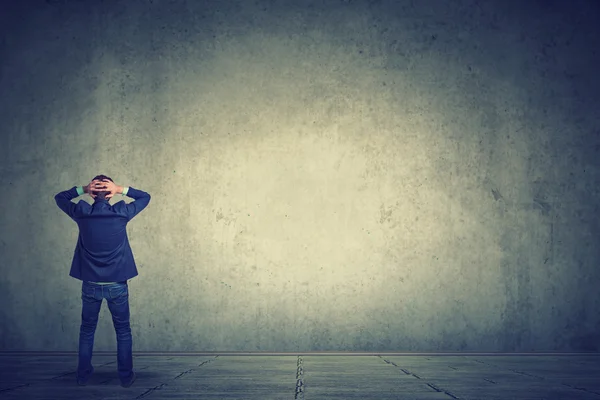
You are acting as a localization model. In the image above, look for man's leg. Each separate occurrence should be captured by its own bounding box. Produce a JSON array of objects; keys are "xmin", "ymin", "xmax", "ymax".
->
[
  {"xmin": 77, "ymin": 281, "xmax": 101, "ymax": 384},
  {"xmin": 106, "ymin": 282, "xmax": 134, "ymax": 386}
]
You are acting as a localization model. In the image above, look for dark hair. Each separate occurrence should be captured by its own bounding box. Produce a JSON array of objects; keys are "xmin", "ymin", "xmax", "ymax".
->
[{"xmin": 92, "ymin": 174, "xmax": 113, "ymax": 200}]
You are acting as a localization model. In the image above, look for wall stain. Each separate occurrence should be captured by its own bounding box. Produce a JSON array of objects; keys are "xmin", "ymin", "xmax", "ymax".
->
[
  {"xmin": 491, "ymin": 188, "xmax": 503, "ymax": 201},
  {"xmin": 533, "ymin": 198, "xmax": 551, "ymax": 216},
  {"xmin": 379, "ymin": 203, "xmax": 393, "ymax": 224}
]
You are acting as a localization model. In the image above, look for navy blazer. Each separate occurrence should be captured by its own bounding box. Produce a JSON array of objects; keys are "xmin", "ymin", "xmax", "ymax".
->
[{"xmin": 54, "ymin": 186, "xmax": 151, "ymax": 282}]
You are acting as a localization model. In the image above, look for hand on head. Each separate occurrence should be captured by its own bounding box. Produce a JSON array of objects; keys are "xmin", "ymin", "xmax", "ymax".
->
[{"xmin": 88, "ymin": 179, "xmax": 118, "ymax": 200}]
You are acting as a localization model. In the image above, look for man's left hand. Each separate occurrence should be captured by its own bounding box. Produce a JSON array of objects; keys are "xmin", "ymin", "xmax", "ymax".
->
[{"xmin": 84, "ymin": 180, "xmax": 105, "ymax": 199}]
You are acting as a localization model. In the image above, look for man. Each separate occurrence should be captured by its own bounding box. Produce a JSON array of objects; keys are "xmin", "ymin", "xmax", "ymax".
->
[{"xmin": 54, "ymin": 175, "xmax": 151, "ymax": 388}]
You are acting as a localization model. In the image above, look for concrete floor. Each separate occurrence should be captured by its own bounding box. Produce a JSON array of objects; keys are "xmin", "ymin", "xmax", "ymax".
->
[{"xmin": 0, "ymin": 353, "xmax": 599, "ymax": 399}]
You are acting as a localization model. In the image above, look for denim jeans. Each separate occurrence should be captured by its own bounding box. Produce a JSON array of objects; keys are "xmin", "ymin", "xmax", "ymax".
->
[{"xmin": 77, "ymin": 280, "xmax": 134, "ymax": 384}]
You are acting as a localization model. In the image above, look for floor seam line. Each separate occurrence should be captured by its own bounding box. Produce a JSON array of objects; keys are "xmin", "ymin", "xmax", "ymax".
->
[
  {"xmin": 295, "ymin": 355, "xmax": 304, "ymax": 399},
  {"xmin": 378, "ymin": 355, "xmax": 460, "ymax": 399},
  {"xmin": 134, "ymin": 356, "xmax": 218, "ymax": 399}
]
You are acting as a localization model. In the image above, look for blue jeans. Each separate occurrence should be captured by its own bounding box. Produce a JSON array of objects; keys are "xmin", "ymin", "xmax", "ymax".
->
[{"xmin": 77, "ymin": 281, "xmax": 134, "ymax": 384}]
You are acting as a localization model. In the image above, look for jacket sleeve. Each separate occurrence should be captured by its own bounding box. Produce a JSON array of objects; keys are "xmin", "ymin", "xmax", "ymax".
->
[
  {"xmin": 54, "ymin": 186, "xmax": 85, "ymax": 220},
  {"xmin": 122, "ymin": 186, "xmax": 151, "ymax": 220}
]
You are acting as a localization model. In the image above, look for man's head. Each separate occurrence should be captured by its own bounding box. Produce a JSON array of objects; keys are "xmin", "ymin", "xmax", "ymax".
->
[{"xmin": 92, "ymin": 174, "xmax": 113, "ymax": 201}]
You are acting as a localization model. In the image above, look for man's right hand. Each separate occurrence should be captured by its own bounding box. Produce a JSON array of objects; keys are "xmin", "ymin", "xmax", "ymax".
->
[{"xmin": 98, "ymin": 179, "xmax": 122, "ymax": 200}]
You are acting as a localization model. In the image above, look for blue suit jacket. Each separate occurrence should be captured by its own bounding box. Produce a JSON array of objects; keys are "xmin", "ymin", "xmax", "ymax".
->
[{"xmin": 54, "ymin": 186, "xmax": 151, "ymax": 282}]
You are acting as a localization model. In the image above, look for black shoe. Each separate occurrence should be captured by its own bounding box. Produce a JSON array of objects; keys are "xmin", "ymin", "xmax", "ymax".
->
[
  {"xmin": 121, "ymin": 371, "xmax": 136, "ymax": 388},
  {"xmin": 76, "ymin": 367, "xmax": 94, "ymax": 386}
]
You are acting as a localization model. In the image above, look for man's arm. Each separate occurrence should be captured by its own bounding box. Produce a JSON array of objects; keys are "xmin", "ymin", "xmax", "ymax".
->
[
  {"xmin": 54, "ymin": 186, "xmax": 86, "ymax": 219},
  {"xmin": 119, "ymin": 185, "xmax": 151, "ymax": 220}
]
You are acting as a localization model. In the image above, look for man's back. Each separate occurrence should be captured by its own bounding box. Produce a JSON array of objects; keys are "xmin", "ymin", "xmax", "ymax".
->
[{"xmin": 54, "ymin": 186, "xmax": 151, "ymax": 282}]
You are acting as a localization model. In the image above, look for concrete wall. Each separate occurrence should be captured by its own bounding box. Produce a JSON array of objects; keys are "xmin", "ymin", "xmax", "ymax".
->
[{"xmin": 1, "ymin": 0, "xmax": 599, "ymax": 352}]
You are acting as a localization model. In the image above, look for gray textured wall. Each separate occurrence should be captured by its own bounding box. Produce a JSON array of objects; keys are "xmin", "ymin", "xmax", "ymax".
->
[{"xmin": 1, "ymin": 0, "xmax": 599, "ymax": 352}]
